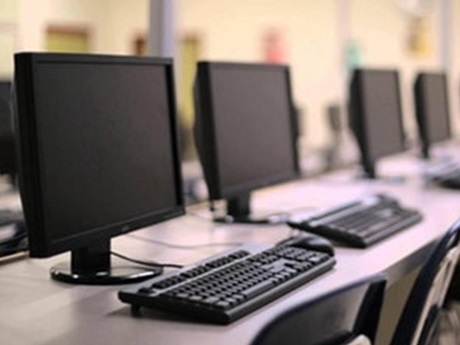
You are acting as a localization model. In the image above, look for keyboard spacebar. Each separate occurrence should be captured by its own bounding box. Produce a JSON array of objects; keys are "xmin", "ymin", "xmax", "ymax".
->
[
  {"xmin": 357, "ymin": 217, "xmax": 403, "ymax": 236},
  {"xmin": 361, "ymin": 215, "xmax": 421, "ymax": 245},
  {"xmin": 308, "ymin": 196, "xmax": 388, "ymax": 225},
  {"xmin": 241, "ymin": 280, "xmax": 277, "ymax": 299}
]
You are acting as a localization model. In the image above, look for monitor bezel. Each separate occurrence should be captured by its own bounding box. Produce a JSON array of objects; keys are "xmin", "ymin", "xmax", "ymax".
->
[
  {"xmin": 14, "ymin": 52, "xmax": 185, "ymax": 257},
  {"xmin": 194, "ymin": 61, "xmax": 300, "ymax": 201}
]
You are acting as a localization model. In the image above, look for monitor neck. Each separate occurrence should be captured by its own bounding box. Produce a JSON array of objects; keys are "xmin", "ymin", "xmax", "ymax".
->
[
  {"xmin": 212, "ymin": 192, "xmax": 288, "ymax": 225},
  {"xmin": 421, "ymin": 144, "xmax": 430, "ymax": 160},
  {"xmin": 227, "ymin": 193, "xmax": 251, "ymax": 219},
  {"xmin": 71, "ymin": 241, "xmax": 111, "ymax": 275},
  {"xmin": 362, "ymin": 157, "xmax": 377, "ymax": 179}
]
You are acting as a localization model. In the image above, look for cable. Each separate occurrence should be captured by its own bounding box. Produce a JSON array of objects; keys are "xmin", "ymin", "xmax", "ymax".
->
[
  {"xmin": 0, "ymin": 233, "xmax": 27, "ymax": 246},
  {"xmin": 110, "ymin": 251, "xmax": 183, "ymax": 269},
  {"xmin": 0, "ymin": 244, "xmax": 28, "ymax": 257},
  {"xmin": 127, "ymin": 234, "xmax": 244, "ymax": 250}
]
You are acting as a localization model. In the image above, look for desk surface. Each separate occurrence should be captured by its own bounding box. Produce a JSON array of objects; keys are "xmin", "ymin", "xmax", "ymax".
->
[{"xmin": 2, "ymin": 156, "xmax": 460, "ymax": 345}]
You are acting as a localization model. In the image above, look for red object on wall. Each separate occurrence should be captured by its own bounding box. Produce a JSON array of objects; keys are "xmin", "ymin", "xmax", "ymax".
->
[{"xmin": 264, "ymin": 29, "xmax": 286, "ymax": 64}]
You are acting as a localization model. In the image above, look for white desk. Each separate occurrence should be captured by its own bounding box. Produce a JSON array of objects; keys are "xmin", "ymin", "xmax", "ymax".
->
[{"xmin": 1, "ymin": 159, "xmax": 460, "ymax": 345}]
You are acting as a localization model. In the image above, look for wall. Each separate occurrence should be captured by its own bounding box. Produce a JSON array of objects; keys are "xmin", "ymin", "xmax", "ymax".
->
[
  {"xmin": 178, "ymin": 0, "xmax": 339, "ymax": 151},
  {"xmin": 17, "ymin": 0, "xmax": 108, "ymax": 52},
  {"xmin": 0, "ymin": 0, "xmax": 18, "ymax": 78},
  {"xmin": 350, "ymin": 0, "xmax": 441, "ymax": 142},
  {"xmin": 3, "ymin": 0, "xmax": 459, "ymax": 151},
  {"xmin": 0, "ymin": 0, "xmax": 148, "ymax": 77},
  {"xmin": 178, "ymin": 0, "xmax": 456, "ymax": 151},
  {"xmin": 101, "ymin": 0, "xmax": 149, "ymax": 54}
]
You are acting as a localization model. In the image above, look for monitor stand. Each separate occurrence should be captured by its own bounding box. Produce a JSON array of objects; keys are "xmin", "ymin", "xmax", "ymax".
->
[
  {"xmin": 50, "ymin": 240, "xmax": 162, "ymax": 285},
  {"xmin": 213, "ymin": 192, "xmax": 288, "ymax": 224},
  {"xmin": 361, "ymin": 157, "xmax": 377, "ymax": 179},
  {"xmin": 421, "ymin": 144, "xmax": 430, "ymax": 160},
  {"xmin": 359, "ymin": 157, "xmax": 405, "ymax": 183}
]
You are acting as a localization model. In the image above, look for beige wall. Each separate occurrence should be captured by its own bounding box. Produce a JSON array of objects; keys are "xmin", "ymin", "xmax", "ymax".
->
[
  {"xmin": 351, "ymin": 0, "xmax": 441, "ymax": 143},
  {"xmin": 18, "ymin": 0, "xmax": 107, "ymax": 52},
  {"xmin": 178, "ymin": 0, "xmax": 340, "ymax": 150},
  {"xmin": 0, "ymin": 0, "xmax": 18, "ymax": 78},
  {"xmin": 0, "ymin": 0, "xmax": 148, "ymax": 77},
  {"xmin": 101, "ymin": 0, "xmax": 149, "ymax": 54},
  {"xmin": 178, "ymin": 0, "xmax": 456, "ymax": 150},
  {"xmin": 1, "ymin": 0, "xmax": 458, "ymax": 150}
]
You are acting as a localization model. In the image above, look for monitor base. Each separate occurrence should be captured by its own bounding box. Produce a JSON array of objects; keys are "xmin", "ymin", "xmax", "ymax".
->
[
  {"xmin": 213, "ymin": 212, "xmax": 289, "ymax": 225},
  {"xmin": 356, "ymin": 172, "xmax": 406, "ymax": 184},
  {"xmin": 50, "ymin": 263, "xmax": 162, "ymax": 285},
  {"xmin": 215, "ymin": 193, "xmax": 289, "ymax": 225}
]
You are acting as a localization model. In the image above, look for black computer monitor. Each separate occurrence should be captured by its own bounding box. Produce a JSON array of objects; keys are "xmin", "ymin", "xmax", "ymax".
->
[
  {"xmin": 194, "ymin": 62, "xmax": 299, "ymax": 224},
  {"xmin": 414, "ymin": 72, "xmax": 451, "ymax": 159},
  {"xmin": 0, "ymin": 81, "xmax": 17, "ymax": 184},
  {"xmin": 14, "ymin": 53, "xmax": 184, "ymax": 284},
  {"xmin": 348, "ymin": 68, "xmax": 406, "ymax": 178}
]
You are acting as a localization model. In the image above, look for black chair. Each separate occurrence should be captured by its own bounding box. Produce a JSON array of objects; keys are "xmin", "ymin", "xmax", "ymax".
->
[
  {"xmin": 251, "ymin": 275, "xmax": 386, "ymax": 345},
  {"xmin": 390, "ymin": 218, "xmax": 460, "ymax": 345}
]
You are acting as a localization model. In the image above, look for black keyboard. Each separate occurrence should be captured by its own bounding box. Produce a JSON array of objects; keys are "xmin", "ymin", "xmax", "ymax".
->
[
  {"xmin": 118, "ymin": 242, "xmax": 335, "ymax": 324},
  {"xmin": 0, "ymin": 209, "xmax": 23, "ymax": 227},
  {"xmin": 425, "ymin": 162, "xmax": 460, "ymax": 189},
  {"xmin": 288, "ymin": 194, "xmax": 423, "ymax": 248},
  {"xmin": 437, "ymin": 175, "xmax": 460, "ymax": 189}
]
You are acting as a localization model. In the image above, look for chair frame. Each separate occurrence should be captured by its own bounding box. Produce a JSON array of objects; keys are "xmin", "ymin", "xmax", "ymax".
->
[
  {"xmin": 391, "ymin": 218, "xmax": 460, "ymax": 345},
  {"xmin": 251, "ymin": 274, "xmax": 386, "ymax": 345}
]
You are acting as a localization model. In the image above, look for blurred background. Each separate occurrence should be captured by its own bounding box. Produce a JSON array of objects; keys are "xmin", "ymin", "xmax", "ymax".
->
[{"xmin": 0, "ymin": 0, "xmax": 458, "ymax": 199}]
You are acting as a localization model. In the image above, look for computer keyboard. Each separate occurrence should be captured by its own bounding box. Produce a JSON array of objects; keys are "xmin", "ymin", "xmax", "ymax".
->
[
  {"xmin": 424, "ymin": 162, "xmax": 460, "ymax": 189},
  {"xmin": 0, "ymin": 209, "xmax": 23, "ymax": 227},
  {"xmin": 0, "ymin": 219, "xmax": 27, "ymax": 257},
  {"xmin": 118, "ymin": 242, "xmax": 335, "ymax": 324},
  {"xmin": 288, "ymin": 194, "xmax": 423, "ymax": 248}
]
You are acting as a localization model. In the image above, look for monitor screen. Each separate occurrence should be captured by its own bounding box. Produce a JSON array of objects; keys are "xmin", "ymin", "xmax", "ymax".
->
[
  {"xmin": 14, "ymin": 53, "xmax": 184, "ymax": 283},
  {"xmin": 414, "ymin": 72, "xmax": 450, "ymax": 157},
  {"xmin": 194, "ymin": 62, "xmax": 299, "ymax": 222},
  {"xmin": 349, "ymin": 69, "xmax": 405, "ymax": 177}
]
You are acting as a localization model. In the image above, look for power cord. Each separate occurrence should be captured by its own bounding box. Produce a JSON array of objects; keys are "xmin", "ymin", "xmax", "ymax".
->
[
  {"xmin": 0, "ymin": 233, "xmax": 27, "ymax": 246},
  {"xmin": 110, "ymin": 251, "xmax": 183, "ymax": 269},
  {"xmin": 0, "ymin": 221, "xmax": 28, "ymax": 257},
  {"xmin": 127, "ymin": 234, "xmax": 244, "ymax": 250}
]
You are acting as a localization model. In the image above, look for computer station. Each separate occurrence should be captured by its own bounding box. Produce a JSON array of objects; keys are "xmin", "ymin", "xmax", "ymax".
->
[{"xmin": 2, "ymin": 1, "xmax": 460, "ymax": 345}]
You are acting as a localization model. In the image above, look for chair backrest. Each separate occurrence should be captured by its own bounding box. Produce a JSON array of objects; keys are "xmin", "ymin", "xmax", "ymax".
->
[
  {"xmin": 251, "ymin": 275, "xmax": 386, "ymax": 345},
  {"xmin": 391, "ymin": 218, "xmax": 460, "ymax": 345}
]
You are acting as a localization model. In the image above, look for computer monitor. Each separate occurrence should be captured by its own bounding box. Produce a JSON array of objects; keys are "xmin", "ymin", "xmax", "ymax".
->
[
  {"xmin": 0, "ymin": 81, "xmax": 17, "ymax": 184},
  {"xmin": 414, "ymin": 72, "xmax": 451, "ymax": 159},
  {"xmin": 14, "ymin": 53, "xmax": 184, "ymax": 284},
  {"xmin": 348, "ymin": 68, "xmax": 406, "ymax": 178},
  {"xmin": 194, "ymin": 62, "xmax": 299, "ymax": 224}
]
